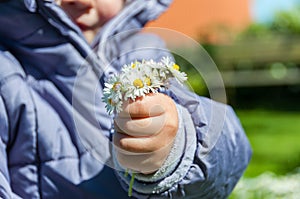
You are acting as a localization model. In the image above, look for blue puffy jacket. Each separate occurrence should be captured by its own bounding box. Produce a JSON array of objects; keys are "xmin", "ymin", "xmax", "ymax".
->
[{"xmin": 0, "ymin": 0, "xmax": 252, "ymax": 198}]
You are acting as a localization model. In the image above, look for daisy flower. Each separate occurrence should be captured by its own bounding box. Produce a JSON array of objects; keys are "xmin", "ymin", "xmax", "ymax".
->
[
  {"xmin": 123, "ymin": 65, "xmax": 151, "ymax": 100},
  {"xmin": 161, "ymin": 56, "xmax": 187, "ymax": 84},
  {"xmin": 102, "ymin": 56, "xmax": 187, "ymax": 114},
  {"xmin": 102, "ymin": 92, "xmax": 123, "ymax": 114},
  {"xmin": 102, "ymin": 75, "xmax": 123, "ymax": 114},
  {"xmin": 167, "ymin": 63, "xmax": 188, "ymax": 84}
]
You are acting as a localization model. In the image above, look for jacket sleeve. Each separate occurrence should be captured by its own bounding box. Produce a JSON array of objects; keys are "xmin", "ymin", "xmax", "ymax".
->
[
  {"xmin": 162, "ymin": 83, "xmax": 253, "ymax": 198},
  {"xmin": 0, "ymin": 96, "xmax": 22, "ymax": 199},
  {"xmin": 112, "ymin": 33, "xmax": 252, "ymax": 198}
]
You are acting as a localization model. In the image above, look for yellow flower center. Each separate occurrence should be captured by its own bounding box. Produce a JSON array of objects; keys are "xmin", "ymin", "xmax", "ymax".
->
[
  {"xmin": 133, "ymin": 78, "xmax": 144, "ymax": 88},
  {"xmin": 173, "ymin": 64, "xmax": 180, "ymax": 71},
  {"xmin": 145, "ymin": 77, "xmax": 151, "ymax": 86},
  {"xmin": 131, "ymin": 61, "xmax": 140, "ymax": 69},
  {"xmin": 108, "ymin": 98, "xmax": 115, "ymax": 105},
  {"xmin": 112, "ymin": 82, "xmax": 122, "ymax": 91}
]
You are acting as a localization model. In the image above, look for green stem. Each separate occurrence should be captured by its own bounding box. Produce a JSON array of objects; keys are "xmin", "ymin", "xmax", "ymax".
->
[
  {"xmin": 128, "ymin": 172, "xmax": 136, "ymax": 197},
  {"xmin": 124, "ymin": 169, "xmax": 129, "ymax": 177}
]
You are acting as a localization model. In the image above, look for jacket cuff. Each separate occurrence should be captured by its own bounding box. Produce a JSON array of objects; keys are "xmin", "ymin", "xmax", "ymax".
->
[{"xmin": 113, "ymin": 105, "xmax": 197, "ymax": 195}]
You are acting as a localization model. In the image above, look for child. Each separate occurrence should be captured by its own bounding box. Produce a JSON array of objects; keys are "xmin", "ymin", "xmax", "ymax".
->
[{"xmin": 0, "ymin": 0, "xmax": 252, "ymax": 198}]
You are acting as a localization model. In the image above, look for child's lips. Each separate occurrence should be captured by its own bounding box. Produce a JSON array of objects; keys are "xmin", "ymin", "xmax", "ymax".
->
[
  {"xmin": 71, "ymin": 9, "xmax": 99, "ymax": 30},
  {"xmin": 76, "ymin": 22, "xmax": 88, "ymax": 30}
]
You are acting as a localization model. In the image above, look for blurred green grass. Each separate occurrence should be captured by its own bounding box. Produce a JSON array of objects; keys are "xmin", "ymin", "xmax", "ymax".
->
[{"xmin": 236, "ymin": 109, "xmax": 300, "ymax": 177}]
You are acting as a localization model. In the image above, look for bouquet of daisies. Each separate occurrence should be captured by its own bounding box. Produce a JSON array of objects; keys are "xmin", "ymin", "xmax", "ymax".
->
[{"xmin": 102, "ymin": 56, "xmax": 187, "ymax": 114}]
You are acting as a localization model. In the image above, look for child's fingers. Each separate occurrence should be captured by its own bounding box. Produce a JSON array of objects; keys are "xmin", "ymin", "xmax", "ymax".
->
[
  {"xmin": 113, "ymin": 128, "xmax": 175, "ymax": 153},
  {"xmin": 114, "ymin": 114, "xmax": 166, "ymax": 137},
  {"xmin": 118, "ymin": 93, "xmax": 166, "ymax": 118},
  {"xmin": 115, "ymin": 144, "xmax": 172, "ymax": 174}
]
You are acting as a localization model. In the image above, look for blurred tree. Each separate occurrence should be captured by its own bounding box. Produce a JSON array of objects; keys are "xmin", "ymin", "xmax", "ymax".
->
[
  {"xmin": 207, "ymin": 6, "xmax": 300, "ymax": 108},
  {"xmin": 238, "ymin": 6, "xmax": 300, "ymax": 38},
  {"xmin": 271, "ymin": 6, "xmax": 300, "ymax": 35}
]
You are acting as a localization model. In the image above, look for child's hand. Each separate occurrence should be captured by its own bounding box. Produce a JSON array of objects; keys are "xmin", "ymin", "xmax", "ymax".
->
[{"xmin": 113, "ymin": 93, "xmax": 178, "ymax": 174}]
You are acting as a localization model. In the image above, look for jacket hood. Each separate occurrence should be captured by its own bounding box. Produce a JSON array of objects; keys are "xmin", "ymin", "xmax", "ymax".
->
[
  {"xmin": 126, "ymin": 0, "xmax": 173, "ymax": 25},
  {"xmin": 0, "ymin": 0, "xmax": 172, "ymax": 41},
  {"xmin": 91, "ymin": 0, "xmax": 173, "ymax": 47},
  {"xmin": 0, "ymin": 0, "xmax": 173, "ymax": 67}
]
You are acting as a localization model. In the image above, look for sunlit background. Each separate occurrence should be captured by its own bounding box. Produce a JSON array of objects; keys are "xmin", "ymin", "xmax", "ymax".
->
[{"xmin": 149, "ymin": 0, "xmax": 300, "ymax": 198}]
